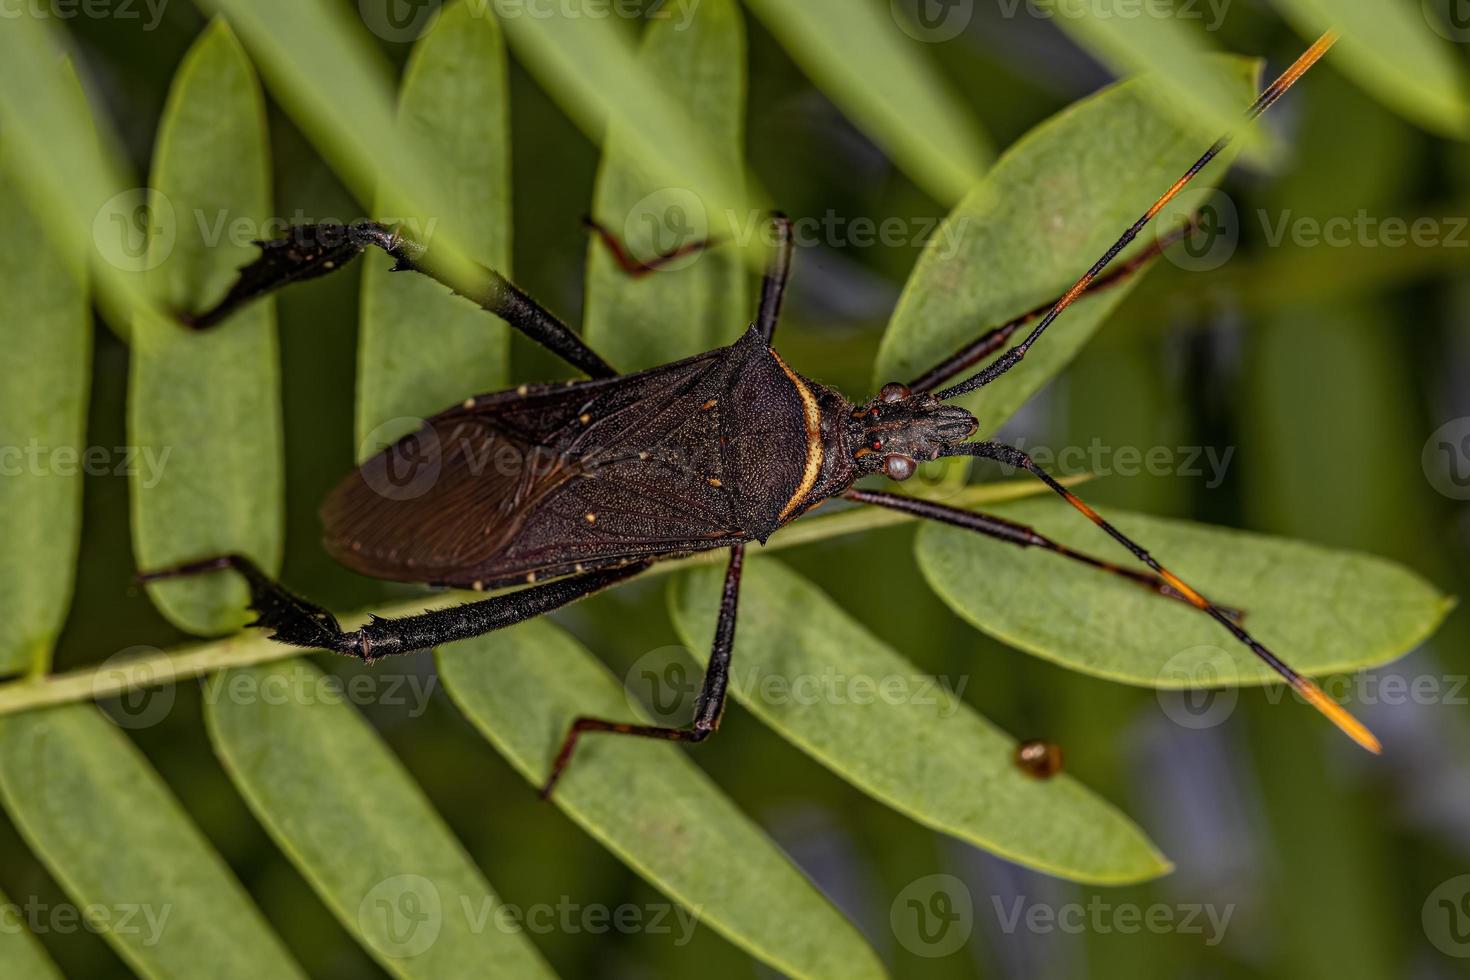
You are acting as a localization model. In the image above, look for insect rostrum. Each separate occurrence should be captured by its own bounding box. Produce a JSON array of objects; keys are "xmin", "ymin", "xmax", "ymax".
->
[{"xmin": 141, "ymin": 32, "xmax": 1375, "ymax": 798}]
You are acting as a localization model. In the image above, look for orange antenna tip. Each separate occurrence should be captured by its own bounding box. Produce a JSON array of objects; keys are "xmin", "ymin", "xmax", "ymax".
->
[{"xmin": 1295, "ymin": 677, "xmax": 1382, "ymax": 754}]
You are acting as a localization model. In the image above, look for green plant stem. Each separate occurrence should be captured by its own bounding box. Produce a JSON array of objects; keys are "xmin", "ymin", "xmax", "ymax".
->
[{"xmin": 0, "ymin": 478, "xmax": 1069, "ymax": 718}]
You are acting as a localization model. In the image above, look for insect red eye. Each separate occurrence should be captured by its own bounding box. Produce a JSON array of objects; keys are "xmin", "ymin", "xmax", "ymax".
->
[
  {"xmin": 883, "ymin": 454, "xmax": 916, "ymax": 481},
  {"xmin": 879, "ymin": 382, "xmax": 910, "ymax": 403}
]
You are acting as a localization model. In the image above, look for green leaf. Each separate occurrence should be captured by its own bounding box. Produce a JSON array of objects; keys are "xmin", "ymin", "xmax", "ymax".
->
[
  {"xmin": 1272, "ymin": 0, "xmax": 1470, "ymax": 136},
  {"xmin": 0, "ymin": 139, "xmax": 90, "ymax": 678},
  {"xmin": 205, "ymin": 660, "xmax": 555, "ymax": 978},
  {"xmin": 0, "ymin": 705, "xmax": 304, "ymax": 978},
  {"xmin": 130, "ymin": 19, "xmax": 283, "ymax": 636},
  {"xmin": 436, "ymin": 619, "xmax": 887, "ymax": 979},
  {"xmin": 742, "ymin": 0, "xmax": 991, "ymax": 204},
  {"xmin": 584, "ymin": 0, "xmax": 748, "ymax": 370},
  {"xmin": 0, "ymin": 885, "xmax": 62, "ymax": 979},
  {"xmin": 1046, "ymin": 0, "xmax": 1267, "ymax": 155},
  {"xmin": 669, "ymin": 559, "xmax": 1171, "ymax": 885},
  {"xmin": 874, "ymin": 56, "xmax": 1259, "ymax": 435},
  {"xmin": 0, "ymin": 17, "xmax": 163, "ymax": 334},
  {"xmin": 357, "ymin": 2, "xmax": 513, "ymax": 450},
  {"xmin": 917, "ymin": 497, "xmax": 1453, "ymax": 686},
  {"xmin": 490, "ymin": 0, "xmax": 755, "ymax": 255}
]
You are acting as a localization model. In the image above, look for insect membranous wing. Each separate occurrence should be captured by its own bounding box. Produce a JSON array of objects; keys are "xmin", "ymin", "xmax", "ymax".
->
[{"xmin": 321, "ymin": 350, "xmax": 740, "ymax": 586}]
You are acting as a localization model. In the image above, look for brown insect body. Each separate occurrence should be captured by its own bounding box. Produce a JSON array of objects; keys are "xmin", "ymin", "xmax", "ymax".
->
[{"xmin": 324, "ymin": 325, "xmax": 977, "ymax": 590}]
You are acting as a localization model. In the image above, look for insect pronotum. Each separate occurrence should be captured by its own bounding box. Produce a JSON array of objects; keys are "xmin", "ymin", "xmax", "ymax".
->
[{"xmin": 142, "ymin": 31, "xmax": 1375, "ymax": 799}]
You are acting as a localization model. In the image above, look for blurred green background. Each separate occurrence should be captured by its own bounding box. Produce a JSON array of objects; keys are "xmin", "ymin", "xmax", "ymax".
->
[{"xmin": 3, "ymin": 1, "xmax": 1469, "ymax": 977}]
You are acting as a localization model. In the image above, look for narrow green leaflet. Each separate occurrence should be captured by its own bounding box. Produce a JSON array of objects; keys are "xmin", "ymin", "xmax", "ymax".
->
[
  {"xmin": 358, "ymin": 1, "xmax": 512, "ymax": 449},
  {"xmin": 131, "ymin": 21, "xmax": 282, "ymax": 637},
  {"xmin": 917, "ymin": 497, "xmax": 1452, "ymax": 686},
  {"xmin": 1273, "ymin": 0, "xmax": 1470, "ymax": 136},
  {"xmin": 0, "ymin": 705, "xmax": 303, "ymax": 978},
  {"xmin": 1047, "ymin": 0, "xmax": 1266, "ymax": 155},
  {"xmin": 197, "ymin": 0, "xmax": 479, "ymax": 289},
  {"xmin": 490, "ymin": 0, "xmax": 755, "ymax": 253},
  {"xmin": 0, "ymin": 143, "xmax": 89, "ymax": 678},
  {"xmin": 584, "ymin": 0, "xmax": 748, "ymax": 370},
  {"xmin": 743, "ymin": 0, "xmax": 991, "ymax": 204},
  {"xmin": 874, "ymin": 57, "xmax": 1258, "ymax": 435},
  {"xmin": 0, "ymin": 885, "xmax": 62, "ymax": 980},
  {"xmin": 437, "ymin": 620, "xmax": 887, "ymax": 979},
  {"xmin": 206, "ymin": 660, "xmax": 555, "ymax": 978},
  {"xmin": 0, "ymin": 16, "xmax": 162, "ymax": 334},
  {"xmin": 669, "ymin": 559, "xmax": 1171, "ymax": 885}
]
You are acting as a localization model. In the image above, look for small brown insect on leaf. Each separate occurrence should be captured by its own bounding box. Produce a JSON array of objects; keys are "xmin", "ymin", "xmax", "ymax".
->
[{"xmin": 1014, "ymin": 739, "xmax": 1063, "ymax": 779}]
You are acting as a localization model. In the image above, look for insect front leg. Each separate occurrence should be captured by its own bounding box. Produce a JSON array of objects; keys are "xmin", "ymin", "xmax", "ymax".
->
[
  {"xmin": 941, "ymin": 440, "xmax": 1380, "ymax": 754},
  {"xmin": 540, "ymin": 544, "xmax": 746, "ymax": 800},
  {"xmin": 138, "ymin": 554, "xmax": 648, "ymax": 661}
]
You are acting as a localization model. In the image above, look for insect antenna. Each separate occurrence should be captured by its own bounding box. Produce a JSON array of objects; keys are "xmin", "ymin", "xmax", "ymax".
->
[
  {"xmin": 944, "ymin": 441, "xmax": 1381, "ymax": 754},
  {"xmin": 935, "ymin": 30, "xmax": 1339, "ymax": 402}
]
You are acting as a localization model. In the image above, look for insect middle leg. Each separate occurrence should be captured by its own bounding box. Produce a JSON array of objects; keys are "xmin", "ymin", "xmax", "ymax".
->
[
  {"xmin": 584, "ymin": 211, "xmax": 794, "ymax": 345},
  {"xmin": 540, "ymin": 544, "xmax": 746, "ymax": 800},
  {"xmin": 185, "ymin": 221, "xmax": 617, "ymax": 380},
  {"xmin": 582, "ymin": 216, "xmax": 717, "ymax": 278},
  {"xmin": 842, "ymin": 488, "xmax": 1241, "ymax": 619},
  {"xmin": 137, "ymin": 554, "xmax": 649, "ymax": 661}
]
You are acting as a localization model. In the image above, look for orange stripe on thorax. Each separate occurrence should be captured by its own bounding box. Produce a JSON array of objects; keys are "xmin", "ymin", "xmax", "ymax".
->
[{"xmin": 770, "ymin": 349, "xmax": 824, "ymax": 520}]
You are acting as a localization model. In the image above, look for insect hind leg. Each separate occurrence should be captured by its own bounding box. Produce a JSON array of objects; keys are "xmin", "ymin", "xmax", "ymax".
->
[
  {"xmin": 138, "ymin": 555, "xmax": 650, "ymax": 663},
  {"xmin": 138, "ymin": 554, "xmax": 358, "ymax": 656},
  {"xmin": 540, "ymin": 544, "xmax": 745, "ymax": 800},
  {"xmin": 185, "ymin": 221, "xmax": 617, "ymax": 379}
]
